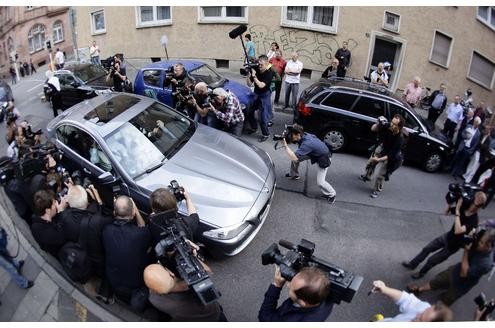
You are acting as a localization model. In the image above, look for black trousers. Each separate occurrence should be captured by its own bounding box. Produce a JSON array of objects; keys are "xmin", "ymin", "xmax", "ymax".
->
[
  {"xmin": 442, "ymin": 119, "xmax": 457, "ymax": 141},
  {"xmin": 428, "ymin": 107, "xmax": 442, "ymax": 125},
  {"xmin": 409, "ymin": 233, "xmax": 458, "ymax": 275}
]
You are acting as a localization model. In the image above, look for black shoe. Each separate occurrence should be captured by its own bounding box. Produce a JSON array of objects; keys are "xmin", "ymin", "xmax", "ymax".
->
[
  {"xmin": 285, "ymin": 173, "xmax": 300, "ymax": 180},
  {"xmin": 17, "ymin": 260, "xmax": 25, "ymax": 274},
  {"xmin": 359, "ymin": 175, "xmax": 370, "ymax": 182},
  {"xmin": 267, "ymin": 121, "xmax": 274, "ymax": 127},
  {"xmin": 411, "ymin": 272, "xmax": 425, "ymax": 280},
  {"xmin": 401, "ymin": 261, "xmax": 415, "ymax": 270},
  {"xmin": 258, "ymin": 135, "xmax": 269, "ymax": 142},
  {"xmin": 327, "ymin": 195, "xmax": 336, "ymax": 204},
  {"xmin": 384, "ymin": 174, "xmax": 390, "ymax": 181},
  {"xmin": 26, "ymin": 281, "xmax": 34, "ymax": 289}
]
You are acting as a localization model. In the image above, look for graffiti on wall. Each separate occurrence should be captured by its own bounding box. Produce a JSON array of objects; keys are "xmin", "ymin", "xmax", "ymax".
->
[{"xmin": 248, "ymin": 25, "xmax": 359, "ymax": 68}]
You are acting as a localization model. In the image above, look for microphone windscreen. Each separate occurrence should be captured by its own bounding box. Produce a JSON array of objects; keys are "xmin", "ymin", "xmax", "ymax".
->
[{"xmin": 228, "ymin": 25, "xmax": 248, "ymax": 39}]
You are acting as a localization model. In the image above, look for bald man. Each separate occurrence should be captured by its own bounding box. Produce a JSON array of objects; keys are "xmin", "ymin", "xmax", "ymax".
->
[
  {"xmin": 144, "ymin": 264, "xmax": 225, "ymax": 321},
  {"xmin": 186, "ymin": 81, "xmax": 220, "ymax": 128}
]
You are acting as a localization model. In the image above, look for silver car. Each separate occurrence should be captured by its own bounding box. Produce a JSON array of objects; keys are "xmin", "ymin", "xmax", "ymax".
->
[{"xmin": 47, "ymin": 93, "xmax": 276, "ymax": 256}]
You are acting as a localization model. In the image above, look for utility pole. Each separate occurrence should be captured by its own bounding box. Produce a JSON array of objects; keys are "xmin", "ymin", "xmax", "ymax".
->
[{"xmin": 69, "ymin": 7, "xmax": 79, "ymax": 62}]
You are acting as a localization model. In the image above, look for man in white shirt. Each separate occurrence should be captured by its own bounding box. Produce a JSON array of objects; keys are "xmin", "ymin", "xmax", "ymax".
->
[
  {"xmin": 55, "ymin": 48, "xmax": 65, "ymax": 70},
  {"xmin": 370, "ymin": 62, "xmax": 389, "ymax": 87},
  {"xmin": 442, "ymin": 95, "xmax": 464, "ymax": 142},
  {"xmin": 89, "ymin": 41, "xmax": 101, "ymax": 66},
  {"xmin": 370, "ymin": 280, "xmax": 452, "ymax": 322},
  {"xmin": 284, "ymin": 52, "xmax": 303, "ymax": 116}
]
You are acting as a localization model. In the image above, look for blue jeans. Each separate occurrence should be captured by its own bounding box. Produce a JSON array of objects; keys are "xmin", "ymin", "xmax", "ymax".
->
[
  {"xmin": 0, "ymin": 254, "xmax": 28, "ymax": 288},
  {"xmin": 284, "ymin": 82, "xmax": 300, "ymax": 109},
  {"xmin": 254, "ymin": 91, "xmax": 272, "ymax": 136},
  {"xmin": 91, "ymin": 56, "xmax": 101, "ymax": 65}
]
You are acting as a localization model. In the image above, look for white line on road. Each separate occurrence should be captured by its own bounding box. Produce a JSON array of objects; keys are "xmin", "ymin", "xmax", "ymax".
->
[{"xmin": 27, "ymin": 82, "xmax": 44, "ymax": 93}]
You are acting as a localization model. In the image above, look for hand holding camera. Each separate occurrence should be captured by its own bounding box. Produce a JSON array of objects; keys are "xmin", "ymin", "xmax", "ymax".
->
[{"xmin": 273, "ymin": 265, "xmax": 286, "ymax": 288}]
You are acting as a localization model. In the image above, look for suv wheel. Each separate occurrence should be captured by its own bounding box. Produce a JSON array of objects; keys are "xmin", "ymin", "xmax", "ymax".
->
[
  {"xmin": 424, "ymin": 152, "xmax": 442, "ymax": 172},
  {"xmin": 323, "ymin": 128, "xmax": 347, "ymax": 152}
]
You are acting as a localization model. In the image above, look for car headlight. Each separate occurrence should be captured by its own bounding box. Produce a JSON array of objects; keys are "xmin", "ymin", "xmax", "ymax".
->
[{"xmin": 203, "ymin": 221, "xmax": 250, "ymax": 240}]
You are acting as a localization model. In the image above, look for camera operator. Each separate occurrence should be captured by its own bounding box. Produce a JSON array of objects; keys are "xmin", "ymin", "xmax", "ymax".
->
[
  {"xmin": 148, "ymin": 187, "xmax": 199, "ymax": 248},
  {"xmin": 30, "ymin": 189, "xmax": 67, "ymax": 257},
  {"xmin": 403, "ymin": 192, "xmax": 486, "ymax": 279},
  {"xmin": 164, "ymin": 63, "xmax": 193, "ymax": 114},
  {"xmin": 246, "ymin": 55, "xmax": 273, "ymax": 142},
  {"xmin": 282, "ymin": 124, "xmax": 336, "ymax": 203},
  {"xmin": 369, "ymin": 280, "xmax": 452, "ymax": 321},
  {"xmin": 208, "ymin": 88, "xmax": 245, "ymax": 136},
  {"xmin": 258, "ymin": 265, "xmax": 333, "ymax": 322},
  {"xmin": 186, "ymin": 82, "xmax": 220, "ymax": 129},
  {"xmin": 360, "ymin": 114, "xmax": 405, "ymax": 198},
  {"xmin": 144, "ymin": 262, "xmax": 226, "ymax": 321},
  {"xmin": 474, "ymin": 295, "xmax": 494, "ymax": 321},
  {"xmin": 407, "ymin": 229, "xmax": 495, "ymax": 306},
  {"xmin": 102, "ymin": 195, "xmax": 152, "ymax": 310},
  {"xmin": 106, "ymin": 54, "xmax": 127, "ymax": 92}
]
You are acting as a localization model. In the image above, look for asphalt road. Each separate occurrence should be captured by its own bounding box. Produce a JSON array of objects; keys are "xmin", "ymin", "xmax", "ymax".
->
[{"xmin": 2, "ymin": 66, "xmax": 494, "ymax": 322}]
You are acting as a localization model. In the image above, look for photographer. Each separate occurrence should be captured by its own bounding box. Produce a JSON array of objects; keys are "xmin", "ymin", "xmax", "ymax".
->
[
  {"xmin": 474, "ymin": 294, "xmax": 494, "ymax": 321},
  {"xmin": 106, "ymin": 54, "xmax": 127, "ymax": 92},
  {"xmin": 282, "ymin": 124, "xmax": 336, "ymax": 203},
  {"xmin": 403, "ymin": 192, "xmax": 486, "ymax": 279},
  {"xmin": 246, "ymin": 55, "xmax": 273, "ymax": 142},
  {"xmin": 164, "ymin": 63, "xmax": 193, "ymax": 114},
  {"xmin": 258, "ymin": 266, "xmax": 333, "ymax": 322},
  {"xmin": 370, "ymin": 62, "xmax": 389, "ymax": 87},
  {"xmin": 144, "ymin": 263, "xmax": 226, "ymax": 321},
  {"xmin": 360, "ymin": 114, "xmax": 404, "ymax": 198},
  {"xmin": 208, "ymin": 88, "xmax": 245, "ymax": 136},
  {"xmin": 186, "ymin": 82, "xmax": 220, "ymax": 128},
  {"xmin": 102, "ymin": 195, "xmax": 152, "ymax": 309},
  {"xmin": 407, "ymin": 229, "xmax": 495, "ymax": 306},
  {"xmin": 369, "ymin": 280, "xmax": 452, "ymax": 321}
]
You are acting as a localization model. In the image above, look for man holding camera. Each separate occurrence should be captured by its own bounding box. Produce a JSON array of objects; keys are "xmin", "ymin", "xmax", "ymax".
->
[
  {"xmin": 258, "ymin": 266, "xmax": 333, "ymax": 321},
  {"xmin": 407, "ymin": 229, "xmax": 495, "ymax": 306},
  {"xmin": 360, "ymin": 114, "xmax": 404, "ymax": 198},
  {"xmin": 282, "ymin": 124, "xmax": 336, "ymax": 203},
  {"xmin": 402, "ymin": 192, "xmax": 486, "ymax": 279},
  {"xmin": 208, "ymin": 88, "xmax": 244, "ymax": 136},
  {"xmin": 246, "ymin": 55, "xmax": 273, "ymax": 142},
  {"xmin": 106, "ymin": 54, "xmax": 127, "ymax": 92},
  {"xmin": 370, "ymin": 62, "xmax": 389, "ymax": 87},
  {"xmin": 187, "ymin": 82, "xmax": 220, "ymax": 129},
  {"xmin": 164, "ymin": 63, "xmax": 193, "ymax": 115}
]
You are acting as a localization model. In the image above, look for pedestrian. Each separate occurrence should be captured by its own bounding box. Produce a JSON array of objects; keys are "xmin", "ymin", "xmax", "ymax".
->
[
  {"xmin": 23, "ymin": 62, "xmax": 29, "ymax": 76},
  {"xmin": 334, "ymin": 41, "xmax": 351, "ymax": 78},
  {"xmin": 55, "ymin": 48, "xmax": 65, "ymax": 70},
  {"xmin": 268, "ymin": 50, "xmax": 286, "ymax": 105},
  {"xmin": 266, "ymin": 42, "xmax": 279, "ymax": 61},
  {"xmin": 473, "ymin": 101, "xmax": 486, "ymax": 124},
  {"xmin": 321, "ymin": 58, "xmax": 339, "ymax": 79},
  {"xmin": 406, "ymin": 229, "xmax": 495, "ymax": 306},
  {"xmin": 442, "ymin": 95, "xmax": 464, "ymax": 142},
  {"xmin": 244, "ymin": 34, "xmax": 256, "ymax": 61},
  {"xmin": 19, "ymin": 64, "xmax": 24, "ymax": 78},
  {"xmin": 29, "ymin": 58, "xmax": 36, "ymax": 74},
  {"xmin": 0, "ymin": 226, "xmax": 34, "ymax": 289},
  {"xmin": 370, "ymin": 62, "xmax": 389, "ymax": 87},
  {"xmin": 464, "ymin": 124, "xmax": 492, "ymax": 183},
  {"xmin": 89, "ymin": 40, "xmax": 101, "ymax": 66},
  {"xmin": 46, "ymin": 70, "xmax": 62, "ymax": 117},
  {"xmin": 284, "ymin": 52, "xmax": 303, "ymax": 117},
  {"xmin": 402, "ymin": 76, "xmax": 423, "ymax": 108},
  {"xmin": 427, "ymin": 83, "xmax": 448, "ymax": 125},
  {"xmin": 451, "ymin": 116, "xmax": 481, "ymax": 179},
  {"xmin": 9, "ymin": 66, "xmax": 16, "ymax": 85},
  {"xmin": 369, "ymin": 280, "xmax": 452, "ymax": 322}
]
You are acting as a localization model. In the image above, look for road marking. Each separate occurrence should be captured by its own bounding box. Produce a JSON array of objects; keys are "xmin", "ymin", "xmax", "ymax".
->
[{"xmin": 27, "ymin": 82, "xmax": 44, "ymax": 93}]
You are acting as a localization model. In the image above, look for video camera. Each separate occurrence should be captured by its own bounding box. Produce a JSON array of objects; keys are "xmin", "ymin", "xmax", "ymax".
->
[
  {"xmin": 445, "ymin": 183, "xmax": 482, "ymax": 211},
  {"xmin": 474, "ymin": 292, "xmax": 495, "ymax": 321},
  {"xmin": 240, "ymin": 59, "xmax": 259, "ymax": 77},
  {"xmin": 0, "ymin": 101, "xmax": 16, "ymax": 124},
  {"xmin": 155, "ymin": 225, "xmax": 221, "ymax": 305},
  {"xmin": 377, "ymin": 116, "xmax": 389, "ymax": 128},
  {"xmin": 273, "ymin": 124, "xmax": 294, "ymax": 143},
  {"xmin": 168, "ymin": 180, "xmax": 185, "ymax": 202},
  {"xmin": 164, "ymin": 66, "xmax": 175, "ymax": 82},
  {"xmin": 261, "ymin": 239, "xmax": 363, "ymax": 304}
]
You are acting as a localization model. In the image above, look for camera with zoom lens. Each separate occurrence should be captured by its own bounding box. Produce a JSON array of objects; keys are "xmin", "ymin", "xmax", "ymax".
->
[
  {"xmin": 240, "ymin": 60, "xmax": 259, "ymax": 76},
  {"xmin": 261, "ymin": 239, "xmax": 363, "ymax": 304},
  {"xmin": 377, "ymin": 116, "xmax": 388, "ymax": 127},
  {"xmin": 445, "ymin": 183, "xmax": 481, "ymax": 211},
  {"xmin": 474, "ymin": 292, "xmax": 495, "ymax": 321},
  {"xmin": 273, "ymin": 124, "xmax": 294, "ymax": 143},
  {"xmin": 168, "ymin": 180, "xmax": 185, "ymax": 202},
  {"xmin": 164, "ymin": 66, "xmax": 175, "ymax": 82}
]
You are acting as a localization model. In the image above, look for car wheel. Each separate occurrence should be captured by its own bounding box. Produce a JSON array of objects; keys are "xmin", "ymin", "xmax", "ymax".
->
[
  {"xmin": 424, "ymin": 152, "xmax": 442, "ymax": 172},
  {"xmin": 322, "ymin": 128, "xmax": 347, "ymax": 152}
]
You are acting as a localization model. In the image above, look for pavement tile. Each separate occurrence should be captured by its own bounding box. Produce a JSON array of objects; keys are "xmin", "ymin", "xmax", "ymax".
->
[
  {"xmin": 41, "ymin": 261, "xmax": 74, "ymax": 295},
  {"xmin": 19, "ymin": 255, "xmax": 42, "ymax": 283},
  {"xmin": 71, "ymin": 289, "xmax": 120, "ymax": 322},
  {"xmin": 1, "ymin": 279, "xmax": 30, "ymax": 321}
]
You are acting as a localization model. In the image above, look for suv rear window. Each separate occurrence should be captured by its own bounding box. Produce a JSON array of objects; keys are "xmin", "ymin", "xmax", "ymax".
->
[
  {"xmin": 321, "ymin": 92, "xmax": 358, "ymax": 110},
  {"xmin": 352, "ymin": 96, "xmax": 385, "ymax": 118}
]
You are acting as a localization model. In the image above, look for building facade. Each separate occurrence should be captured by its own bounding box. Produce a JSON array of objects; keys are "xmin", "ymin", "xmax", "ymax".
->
[
  {"xmin": 0, "ymin": 6, "xmax": 74, "ymax": 77},
  {"xmin": 75, "ymin": 6, "xmax": 494, "ymax": 103}
]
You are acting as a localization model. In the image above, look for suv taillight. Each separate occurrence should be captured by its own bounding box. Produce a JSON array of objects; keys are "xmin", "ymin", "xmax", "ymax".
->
[{"xmin": 298, "ymin": 101, "xmax": 312, "ymax": 116}]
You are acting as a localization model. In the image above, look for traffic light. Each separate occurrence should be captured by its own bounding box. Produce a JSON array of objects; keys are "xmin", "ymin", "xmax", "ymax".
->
[{"xmin": 46, "ymin": 40, "xmax": 51, "ymax": 50}]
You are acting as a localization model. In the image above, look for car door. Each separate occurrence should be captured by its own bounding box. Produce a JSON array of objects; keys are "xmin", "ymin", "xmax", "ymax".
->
[
  {"xmin": 349, "ymin": 96, "xmax": 386, "ymax": 150},
  {"xmin": 141, "ymin": 69, "xmax": 171, "ymax": 105},
  {"xmin": 387, "ymin": 103, "xmax": 425, "ymax": 161},
  {"xmin": 57, "ymin": 73, "xmax": 81, "ymax": 108}
]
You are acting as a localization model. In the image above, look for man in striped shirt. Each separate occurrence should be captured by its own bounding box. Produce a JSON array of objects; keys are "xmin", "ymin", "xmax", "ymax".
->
[{"xmin": 209, "ymin": 88, "xmax": 245, "ymax": 136}]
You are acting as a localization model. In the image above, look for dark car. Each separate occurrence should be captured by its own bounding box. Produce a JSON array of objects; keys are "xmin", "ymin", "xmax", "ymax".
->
[
  {"xmin": 295, "ymin": 78, "xmax": 450, "ymax": 172},
  {"xmin": 0, "ymin": 80, "xmax": 14, "ymax": 102},
  {"xmin": 134, "ymin": 60, "xmax": 254, "ymax": 110},
  {"xmin": 46, "ymin": 93, "xmax": 275, "ymax": 256},
  {"xmin": 43, "ymin": 63, "xmax": 112, "ymax": 109}
]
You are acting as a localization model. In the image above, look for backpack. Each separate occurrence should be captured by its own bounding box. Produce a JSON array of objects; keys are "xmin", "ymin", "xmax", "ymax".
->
[{"xmin": 58, "ymin": 216, "xmax": 92, "ymax": 283}]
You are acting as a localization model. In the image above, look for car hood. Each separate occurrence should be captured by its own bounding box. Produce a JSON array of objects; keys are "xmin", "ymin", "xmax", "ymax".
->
[
  {"xmin": 85, "ymin": 75, "xmax": 112, "ymax": 89},
  {"xmin": 135, "ymin": 125, "xmax": 272, "ymax": 228},
  {"xmin": 222, "ymin": 80, "xmax": 254, "ymax": 107}
]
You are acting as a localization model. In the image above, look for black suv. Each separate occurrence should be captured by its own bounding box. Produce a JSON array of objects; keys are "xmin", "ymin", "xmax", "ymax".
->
[{"xmin": 295, "ymin": 78, "xmax": 450, "ymax": 172}]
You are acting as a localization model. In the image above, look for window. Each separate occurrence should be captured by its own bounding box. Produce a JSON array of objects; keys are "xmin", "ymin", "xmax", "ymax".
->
[
  {"xmin": 352, "ymin": 97, "xmax": 385, "ymax": 118},
  {"xmin": 53, "ymin": 21, "xmax": 63, "ymax": 44},
  {"xmin": 322, "ymin": 92, "xmax": 358, "ymax": 109},
  {"xmin": 136, "ymin": 6, "xmax": 171, "ymax": 27},
  {"xmin": 58, "ymin": 74, "xmax": 76, "ymax": 88},
  {"xmin": 383, "ymin": 11, "xmax": 400, "ymax": 33},
  {"xmin": 477, "ymin": 6, "xmax": 495, "ymax": 31},
  {"xmin": 467, "ymin": 51, "xmax": 495, "ymax": 89},
  {"xmin": 27, "ymin": 24, "xmax": 45, "ymax": 53},
  {"xmin": 198, "ymin": 6, "xmax": 247, "ymax": 23},
  {"xmin": 143, "ymin": 70, "xmax": 162, "ymax": 87},
  {"xmin": 429, "ymin": 31, "xmax": 453, "ymax": 68},
  {"xmin": 282, "ymin": 6, "xmax": 339, "ymax": 34},
  {"xmin": 91, "ymin": 9, "xmax": 106, "ymax": 35}
]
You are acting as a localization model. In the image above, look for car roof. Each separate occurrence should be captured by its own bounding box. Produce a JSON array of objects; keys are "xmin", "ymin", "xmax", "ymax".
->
[
  {"xmin": 47, "ymin": 93, "xmax": 155, "ymax": 138},
  {"xmin": 141, "ymin": 59, "xmax": 205, "ymax": 71}
]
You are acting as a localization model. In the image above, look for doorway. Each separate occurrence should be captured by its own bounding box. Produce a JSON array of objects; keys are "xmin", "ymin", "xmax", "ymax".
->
[{"xmin": 365, "ymin": 32, "xmax": 406, "ymax": 92}]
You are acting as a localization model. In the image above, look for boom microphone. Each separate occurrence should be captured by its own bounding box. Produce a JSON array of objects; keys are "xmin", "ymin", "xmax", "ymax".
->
[{"xmin": 228, "ymin": 25, "xmax": 247, "ymax": 39}]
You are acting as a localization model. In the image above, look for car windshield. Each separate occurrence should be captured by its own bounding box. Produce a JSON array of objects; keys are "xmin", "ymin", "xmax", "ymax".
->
[
  {"xmin": 104, "ymin": 102, "xmax": 194, "ymax": 178},
  {"xmin": 190, "ymin": 64, "xmax": 225, "ymax": 88},
  {"xmin": 410, "ymin": 107, "xmax": 432, "ymax": 133},
  {"xmin": 73, "ymin": 65, "xmax": 107, "ymax": 83}
]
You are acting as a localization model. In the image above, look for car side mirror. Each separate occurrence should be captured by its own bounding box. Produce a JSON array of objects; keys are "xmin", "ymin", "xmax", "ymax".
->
[
  {"xmin": 71, "ymin": 81, "xmax": 80, "ymax": 88},
  {"xmin": 97, "ymin": 171, "xmax": 116, "ymax": 184}
]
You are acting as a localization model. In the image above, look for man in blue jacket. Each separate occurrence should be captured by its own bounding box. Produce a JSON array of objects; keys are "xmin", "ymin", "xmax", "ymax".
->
[{"xmin": 258, "ymin": 266, "xmax": 333, "ymax": 322}]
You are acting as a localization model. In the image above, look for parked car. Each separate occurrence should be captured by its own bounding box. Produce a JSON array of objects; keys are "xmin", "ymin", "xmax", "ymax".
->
[
  {"xmin": 134, "ymin": 60, "xmax": 254, "ymax": 110},
  {"xmin": 46, "ymin": 93, "xmax": 275, "ymax": 256},
  {"xmin": 0, "ymin": 79, "xmax": 14, "ymax": 102},
  {"xmin": 296, "ymin": 78, "xmax": 450, "ymax": 172},
  {"xmin": 43, "ymin": 63, "xmax": 112, "ymax": 109}
]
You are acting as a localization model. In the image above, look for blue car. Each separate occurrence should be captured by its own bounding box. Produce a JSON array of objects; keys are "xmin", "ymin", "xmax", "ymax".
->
[{"xmin": 134, "ymin": 60, "xmax": 254, "ymax": 111}]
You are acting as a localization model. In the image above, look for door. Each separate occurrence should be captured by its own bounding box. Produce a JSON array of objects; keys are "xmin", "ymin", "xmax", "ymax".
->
[
  {"xmin": 367, "ymin": 34, "xmax": 405, "ymax": 91},
  {"xmin": 141, "ymin": 69, "xmax": 171, "ymax": 105},
  {"xmin": 58, "ymin": 73, "xmax": 81, "ymax": 108},
  {"xmin": 350, "ymin": 96, "xmax": 387, "ymax": 149}
]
